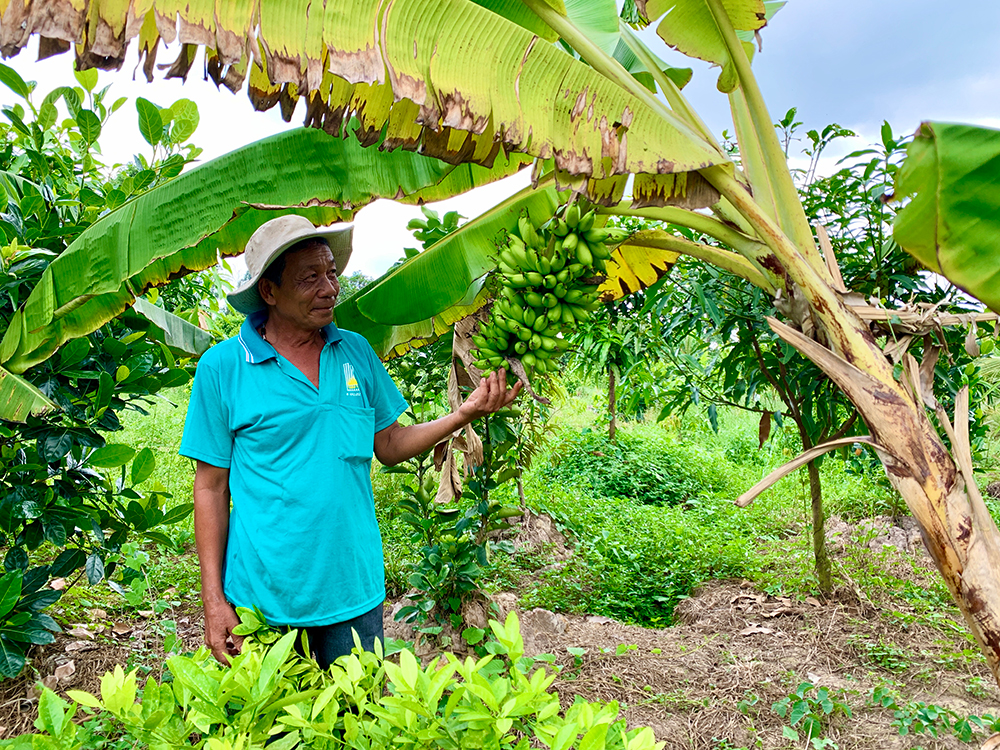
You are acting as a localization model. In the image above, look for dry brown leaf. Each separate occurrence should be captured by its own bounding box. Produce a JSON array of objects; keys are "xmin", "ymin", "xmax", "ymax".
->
[
  {"xmin": 586, "ymin": 616, "xmax": 614, "ymax": 625},
  {"xmin": 138, "ymin": 610, "xmax": 154, "ymax": 618},
  {"xmin": 982, "ymin": 732, "xmax": 1000, "ymax": 750},
  {"xmin": 804, "ymin": 596, "xmax": 822, "ymax": 607},
  {"xmin": 88, "ymin": 608, "xmax": 108, "ymax": 620},
  {"xmin": 757, "ymin": 411, "xmax": 771, "ymax": 448},
  {"xmin": 112, "ymin": 622, "xmax": 132, "ymax": 635},
  {"xmin": 739, "ymin": 625, "xmax": 773, "ymax": 636},
  {"xmin": 53, "ymin": 661, "xmax": 75, "ymax": 683},
  {"xmin": 65, "ymin": 641, "xmax": 97, "ymax": 653},
  {"xmin": 40, "ymin": 675, "xmax": 57, "ymax": 691},
  {"xmin": 761, "ymin": 607, "xmax": 799, "ymax": 618},
  {"xmin": 48, "ymin": 578, "xmax": 66, "ymax": 590},
  {"xmin": 67, "ymin": 627, "xmax": 94, "ymax": 640},
  {"xmin": 965, "ymin": 320, "xmax": 980, "ymax": 357}
]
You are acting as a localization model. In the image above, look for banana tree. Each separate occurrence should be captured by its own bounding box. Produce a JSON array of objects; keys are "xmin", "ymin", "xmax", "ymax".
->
[{"xmin": 6, "ymin": 0, "xmax": 1000, "ymax": 689}]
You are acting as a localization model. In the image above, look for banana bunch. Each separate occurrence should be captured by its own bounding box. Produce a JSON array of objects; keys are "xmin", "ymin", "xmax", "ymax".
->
[{"xmin": 471, "ymin": 203, "xmax": 628, "ymax": 379}]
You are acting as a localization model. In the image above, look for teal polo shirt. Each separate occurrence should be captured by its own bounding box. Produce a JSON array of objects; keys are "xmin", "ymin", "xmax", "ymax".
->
[{"xmin": 179, "ymin": 312, "xmax": 407, "ymax": 626}]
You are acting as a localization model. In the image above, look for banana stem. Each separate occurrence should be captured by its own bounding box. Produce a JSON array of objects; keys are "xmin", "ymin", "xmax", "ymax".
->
[
  {"xmin": 702, "ymin": 0, "xmax": 825, "ymax": 276},
  {"xmin": 703, "ymin": 164, "xmax": 903, "ymax": 387},
  {"xmin": 631, "ymin": 231, "xmax": 775, "ymax": 292},
  {"xmin": 601, "ymin": 201, "xmax": 781, "ymax": 289}
]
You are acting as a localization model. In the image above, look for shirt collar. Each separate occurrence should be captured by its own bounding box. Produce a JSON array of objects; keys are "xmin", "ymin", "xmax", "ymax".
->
[{"xmin": 237, "ymin": 310, "xmax": 343, "ymax": 365}]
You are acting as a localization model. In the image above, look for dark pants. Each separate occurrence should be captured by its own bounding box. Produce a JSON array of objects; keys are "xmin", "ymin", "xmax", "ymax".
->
[{"xmin": 299, "ymin": 602, "xmax": 384, "ymax": 668}]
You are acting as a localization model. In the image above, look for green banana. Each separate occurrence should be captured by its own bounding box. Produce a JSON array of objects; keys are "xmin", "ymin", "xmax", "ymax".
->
[
  {"xmin": 578, "ymin": 209, "xmax": 595, "ymax": 232},
  {"xmin": 566, "ymin": 204, "xmax": 580, "ymax": 229},
  {"xmin": 524, "ymin": 291, "xmax": 544, "ymax": 308}
]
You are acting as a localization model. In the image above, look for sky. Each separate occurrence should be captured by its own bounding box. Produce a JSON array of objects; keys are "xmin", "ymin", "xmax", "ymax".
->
[{"xmin": 2, "ymin": 0, "xmax": 997, "ymax": 281}]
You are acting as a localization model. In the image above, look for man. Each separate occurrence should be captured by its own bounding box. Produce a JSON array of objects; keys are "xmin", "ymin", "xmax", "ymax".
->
[{"xmin": 179, "ymin": 215, "xmax": 521, "ymax": 667}]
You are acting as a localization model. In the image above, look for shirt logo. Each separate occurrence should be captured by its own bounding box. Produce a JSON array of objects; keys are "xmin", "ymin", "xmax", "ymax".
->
[{"xmin": 344, "ymin": 363, "xmax": 361, "ymax": 396}]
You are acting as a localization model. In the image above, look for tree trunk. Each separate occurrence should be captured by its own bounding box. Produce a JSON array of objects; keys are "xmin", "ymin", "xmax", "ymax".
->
[
  {"xmin": 797, "ymin": 429, "xmax": 833, "ymax": 595},
  {"xmin": 608, "ymin": 369, "xmax": 617, "ymax": 442},
  {"xmin": 806, "ymin": 458, "xmax": 832, "ymax": 595},
  {"xmin": 769, "ymin": 317, "xmax": 1000, "ymax": 686}
]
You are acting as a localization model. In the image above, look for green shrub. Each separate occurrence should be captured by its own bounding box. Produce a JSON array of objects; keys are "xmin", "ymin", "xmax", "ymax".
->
[
  {"xmin": 543, "ymin": 428, "xmax": 719, "ymax": 506},
  {"xmin": 3, "ymin": 614, "xmax": 665, "ymax": 750}
]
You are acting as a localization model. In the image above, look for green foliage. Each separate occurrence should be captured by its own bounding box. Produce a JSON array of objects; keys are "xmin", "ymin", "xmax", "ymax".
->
[
  {"xmin": 2, "ymin": 614, "xmax": 664, "ymax": 750},
  {"xmin": 403, "ymin": 206, "xmax": 465, "ymax": 261},
  {"xmin": 870, "ymin": 686, "xmax": 1000, "ymax": 742},
  {"xmin": 772, "ymin": 682, "xmax": 851, "ymax": 747},
  {"xmin": 0, "ymin": 66, "xmax": 201, "ymax": 678},
  {"xmin": 544, "ymin": 428, "xmax": 715, "ymax": 506}
]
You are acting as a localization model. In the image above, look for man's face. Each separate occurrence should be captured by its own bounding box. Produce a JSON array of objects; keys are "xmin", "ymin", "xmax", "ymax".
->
[{"xmin": 260, "ymin": 242, "xmax": 340, "ymax": 331}]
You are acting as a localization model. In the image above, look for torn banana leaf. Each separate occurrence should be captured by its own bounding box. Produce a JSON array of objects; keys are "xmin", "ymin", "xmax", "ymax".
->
[{"xmin": 3, "ymin": 0, "xmax": 727, "ymax": 206}]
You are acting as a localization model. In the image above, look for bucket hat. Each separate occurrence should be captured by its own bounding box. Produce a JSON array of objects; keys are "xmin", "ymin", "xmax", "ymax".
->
[{"xmin": 226, "ymin": 215, "xmax": 354, "ymax": 315}]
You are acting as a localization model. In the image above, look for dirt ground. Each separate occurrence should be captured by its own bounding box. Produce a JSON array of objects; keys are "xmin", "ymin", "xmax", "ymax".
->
[{"xmin": 3, "ymin": 513, "xmax": 999, "ymax": 749}]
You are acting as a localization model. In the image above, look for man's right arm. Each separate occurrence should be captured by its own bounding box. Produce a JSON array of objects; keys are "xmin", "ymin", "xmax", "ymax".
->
[{"xmin": 193, "ymin": 460, "xmax": 243, "ymax": 664}]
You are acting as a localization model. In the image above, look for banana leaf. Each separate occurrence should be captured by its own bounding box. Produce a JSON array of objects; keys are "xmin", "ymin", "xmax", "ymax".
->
[
  {"xmin": 0, "ymin": 126, "xmax": 527, "ymax": 373},
  {"xmin": 6, "ymin": 0, "xmax": 726, "ymax": 208},
  {"xmin": 124, "ymin": 298, "xmax": 214, "ymax": 357},
  {"xmin": 0, "ymin": 366, "xmax": 58, "ymax": 421},
  {"xmin": 893, "ymin": 122, "xmax": 1000, "ymax": 315}
]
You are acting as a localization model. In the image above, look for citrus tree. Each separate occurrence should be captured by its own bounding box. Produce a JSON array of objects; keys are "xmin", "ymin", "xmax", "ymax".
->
[{"xmin": 3, "ymin": 0, "xmax": 1000, "ymax": 689}]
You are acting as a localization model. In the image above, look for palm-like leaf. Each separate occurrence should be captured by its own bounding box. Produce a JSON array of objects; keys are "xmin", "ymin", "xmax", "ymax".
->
[{"xmin": 0, "ymin": 126, "xmax": 527, "ymax": 373}]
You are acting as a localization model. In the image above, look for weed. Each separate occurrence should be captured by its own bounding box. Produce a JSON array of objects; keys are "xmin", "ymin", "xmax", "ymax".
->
[
  {"xmin": 772, "ymin": 682, "xmax": 851, "ymax": 746},
  {"xmin": 870, "ymin": 686, "xmax": 1000, "ymax": 741},
  {"xmin": 849, "ymin": 636, "xmax": 912, "ymax": 672}
]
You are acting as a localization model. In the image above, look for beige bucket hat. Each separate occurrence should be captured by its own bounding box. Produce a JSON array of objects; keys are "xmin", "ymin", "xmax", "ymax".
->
[{"xmin": 227, "ymin": 215, "xmax": 354, "ymax": 315}]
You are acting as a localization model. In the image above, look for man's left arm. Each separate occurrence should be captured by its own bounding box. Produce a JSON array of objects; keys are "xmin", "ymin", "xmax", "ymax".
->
[{"xmin": 373, "ymin": 369, "xmax": 522, "ymax": 466}]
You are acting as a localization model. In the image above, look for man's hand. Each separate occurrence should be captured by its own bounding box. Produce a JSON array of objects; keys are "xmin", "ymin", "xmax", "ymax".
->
[
  {"xmin": 457, "ymin": 368, "xmax": 523, "ymax": 422},
  {"xmin": 204, "ymin": 598, "xmax": 243, "ymax": 665}
]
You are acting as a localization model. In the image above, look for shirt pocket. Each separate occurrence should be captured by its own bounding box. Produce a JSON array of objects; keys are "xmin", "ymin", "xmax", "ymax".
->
[{"xmin": 336, "ymin": 405, "xmax": 376, "ymax": 462}]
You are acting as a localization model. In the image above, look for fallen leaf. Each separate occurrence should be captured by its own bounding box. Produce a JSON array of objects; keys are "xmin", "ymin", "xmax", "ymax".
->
[
  {"xmin": 586, "ymin": 616, "xmax": 614, "ymax": 625},
  {"xmin": 40, "ymin": 675, "xmax": 57, "ymax": 690},
  {"xmin": 67, "ymin": 627, "xmax": 94, "ymax": 640},
  {"xmin": 94, "ymin": 624, "xmax": 107, "ymax": 634},
  {"xmin": 138, "ymin": 610, "xmax": 154, "ymax": 618},
  {"xmin": 49, "ymin": 578, "xmax": 67, "ymax": 590},
  {"xmin": 53, "ymin": 661, "xmax": 75, "ymax": 683},
  {"xmin": 88, "ymin": 608, "xmax": 108, "ymax": 620},
  {"xmin": 65, "ymin": 641, "xmax": 97, "ymax": 653},
  {"xmin": 112, "ymin": 623, "xmax": 132, "ymax": 635},
  {"xmin": 762, "ymin": 607, "xmax": 800, "ymax": 618},
  {"xmin": 805, "ymin": 596, "xmax": 822, "ymax": 608},
  {"xmin": 982, "ymin": 732, "xmax": 1000, "ymax": 750},
  {"xmin": 739, "ymin": 625, "xmax": 774, "ymax": 636},
  {"xmin": 164, "ymin": 587, "xmax": 177, "ymax": 595}
]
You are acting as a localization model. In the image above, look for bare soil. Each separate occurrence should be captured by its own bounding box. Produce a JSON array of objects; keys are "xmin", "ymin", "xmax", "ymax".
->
[{"xmin": 3, "ymin": 513, "xmax": 998, "ymax": 749}]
